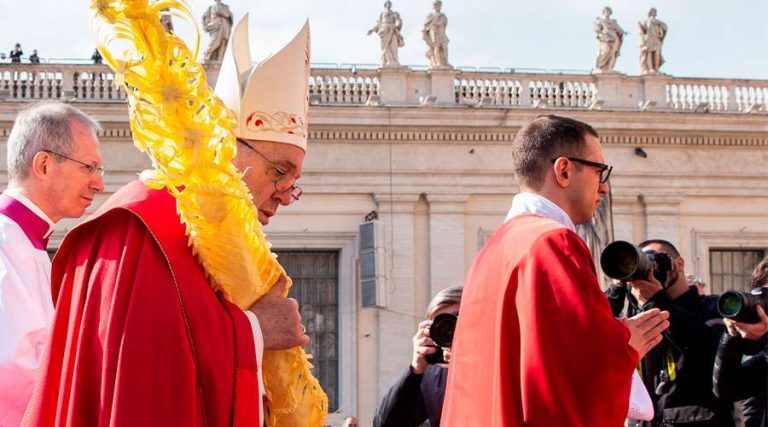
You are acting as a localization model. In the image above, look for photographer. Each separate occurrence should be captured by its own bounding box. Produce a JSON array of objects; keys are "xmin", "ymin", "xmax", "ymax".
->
[
  {"xmin": 605, "ymin": 239, "xmax": 733, "ymax": 427},
  {"xmin": 713, "ymin": 256, "xmax": 768, "ymax": 427},
  {"xmin": 373, "ymin": 286, "xmax": 461, "ymax": 427}
]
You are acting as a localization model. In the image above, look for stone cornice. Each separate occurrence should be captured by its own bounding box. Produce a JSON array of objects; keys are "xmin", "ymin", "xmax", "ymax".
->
[
  {"xmin": 425, "ymin": 194, "xmax": 470, "ymax": 214},
  {"xmin": 373, "ymin": 193, "xmax": 422, "ymax": 213},
  {"xmin": 307, "ymin": 127, "xmax": 768, "ymax": 147},
  {"xmin": 308, "ymin": 128, "xmax": 515, "ymax": 144},
  {"xmin": 642, "ymin": 194, "xmax": 685, "ymax": 215},
  {"xmin": 1, "ymin": 123, "xmax": 765, "ymax": 147},
  {"xmin": 2, "ymin": 114, "xmax": 766, "ymax": 147},
  {"xmin": 0, "ymin": 124, "xmax": 133, "ymax": 139},
  {"xmin": 601, "ymin": 133, "xmax": 768, "ymax": 147}
]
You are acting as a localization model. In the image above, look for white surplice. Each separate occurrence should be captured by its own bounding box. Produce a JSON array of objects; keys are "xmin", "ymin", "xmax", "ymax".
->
[{"xmin": 0, "ymin": 193, "xmax": 55, "ymax": 427}]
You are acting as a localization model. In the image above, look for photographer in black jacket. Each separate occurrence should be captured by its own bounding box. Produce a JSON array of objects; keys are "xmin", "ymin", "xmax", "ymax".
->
[
  {"xmin": 605, "ymin": 239, "xmax": 733, "ymax": 427},
  {"xmin": 373, "ymin": 286, "xmax": 462, "ymax": 427},
  {"xmin": 713, "ymin": 256, "xmax": 768, "ymax": 427}
]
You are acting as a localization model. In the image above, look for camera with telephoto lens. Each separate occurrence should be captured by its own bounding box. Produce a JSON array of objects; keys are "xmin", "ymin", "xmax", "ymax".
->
[
  {"xmin": 600, "ymin": 240, "xmax": 674, "ymax": 286},
  {"xmin": 424, "ymin": 312, "xmax": 458, "ymax": 364},
  {"xmin": 718, "ymin": 287, "xmax": 768, "ymax": 323}
]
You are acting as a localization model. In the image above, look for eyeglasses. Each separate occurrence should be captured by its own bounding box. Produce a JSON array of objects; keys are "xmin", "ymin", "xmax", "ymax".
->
[
  {"xmin": 551, "ymin": 156, "xmax": 613, "ymax": 183},
  {"xmin": 236, "ymin": 138, "xmax": 303, "ymax": 203},
  {"xmin": 42, "ymin": 150, "xmax": 105, "ymax": 177}
]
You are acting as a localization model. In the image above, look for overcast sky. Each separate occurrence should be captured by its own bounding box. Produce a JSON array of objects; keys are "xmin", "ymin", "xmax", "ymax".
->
[{"xmin": 1, "ymin": 0, "xmax": 766, "ymax": 79}]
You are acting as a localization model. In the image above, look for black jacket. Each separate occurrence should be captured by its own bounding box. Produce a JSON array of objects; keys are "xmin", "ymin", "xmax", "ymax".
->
[
  {"xmin": 713, "ymin": 332, "xmax": 767, "ymax": 427},
  {"xmin": 373, "ymin": 365, "xmax": 447, "ymax": 427},
  {"xmin": 606, "ymin": 285, "xmax": 734, "ymax": 427}
]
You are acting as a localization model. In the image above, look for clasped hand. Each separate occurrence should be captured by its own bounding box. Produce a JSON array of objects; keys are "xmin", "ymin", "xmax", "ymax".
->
[{"xmin": 248, "ymin": 275, "xmax": 311, "ymax": 350}]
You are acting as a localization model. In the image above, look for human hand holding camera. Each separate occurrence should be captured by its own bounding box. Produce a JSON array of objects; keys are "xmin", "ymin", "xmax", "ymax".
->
[
  {"xmin": 411, "ymin": 319, "xmax": 438, "ymax": 374},
  {"xmin": 725, "ymin": 305, "xmax": 768, "ymax": 341},
  {"xmin": 411, "ymin": 312, "xmax": 456, "ymax": 373},
  {"xmin": 628, "ymin": 269, "xmax": 664, "ymax": 305}
]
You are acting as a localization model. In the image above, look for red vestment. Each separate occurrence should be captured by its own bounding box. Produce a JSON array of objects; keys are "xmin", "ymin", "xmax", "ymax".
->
[
  {"xmin": 442, "ymin": 215, "xmax": 638, "ymax": 427},
  {"xmin": 23, "ymin": 181, "xmax": 260, "ymax": 426}
]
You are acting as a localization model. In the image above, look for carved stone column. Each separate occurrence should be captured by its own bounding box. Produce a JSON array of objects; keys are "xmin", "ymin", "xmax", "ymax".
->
[{"xmin": 426, "ymin": 194, "xmax": 468, "ymax": 296}]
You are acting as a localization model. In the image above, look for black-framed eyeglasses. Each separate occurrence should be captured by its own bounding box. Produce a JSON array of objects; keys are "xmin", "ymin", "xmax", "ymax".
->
[
  {"xmin": 42, "ymin": 149, "xmax": 105, "ymax": 177},
  {"xmin": 236, "ymin": 138, "xmax": 303, "ymax": 203},
  {"xmin": 551, "ymin": 156, "xmax": 613, "ymax": 183}
]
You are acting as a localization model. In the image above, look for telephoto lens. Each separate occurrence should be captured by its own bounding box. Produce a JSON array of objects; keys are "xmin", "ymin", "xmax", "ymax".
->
[
  {"xmin": 600, "ymin": 241, "xmax": 649, "ymax": 281},
  {"xmin": 429, "ymin": 312, "xmax": 458, "ymax": 348},
  {"xmin": 717, "ymin": 288, "xmax": 768, "ymax": 323},
  {"xmin": 600, "ymin": 240, "xmax": 673, "ymax": 285}
]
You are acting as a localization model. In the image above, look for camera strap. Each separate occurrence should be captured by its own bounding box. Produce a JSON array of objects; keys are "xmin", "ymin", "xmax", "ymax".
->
[{"xmin": 665, "ymin": 349, "xmax": 677, "ymax": 382}]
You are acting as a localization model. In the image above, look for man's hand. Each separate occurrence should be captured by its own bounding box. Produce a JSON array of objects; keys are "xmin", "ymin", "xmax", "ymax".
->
[
  {"xmin": 411, "ymin": 320, "xmax": 437, "ymax": 374},
  {"xmin": 611, "ymin": 279, "xmax": 627, "ymax": 288},
  {"xmin": 629, "ymin": 269, "xmax": 664, "ymax": 305},
  {"xmin": 248, "ymin": 275, "xmax": 310, "ymax": 350},
  {"xmin": 621, "ymin": 308, "xmax": 670, "ymax": 358},
  {"xmin": 725, "ymin": 305, "xmax": 768, "ymax": 341}
]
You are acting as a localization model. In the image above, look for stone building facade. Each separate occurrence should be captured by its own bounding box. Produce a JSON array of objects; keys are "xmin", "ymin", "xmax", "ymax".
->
[{"xmin": 1, "ymin": 62, "xmax": 767, "ymax": 425}]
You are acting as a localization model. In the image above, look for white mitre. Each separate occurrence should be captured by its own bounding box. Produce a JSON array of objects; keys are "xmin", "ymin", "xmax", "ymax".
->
[{"xmin": 215, "ymin": 14, "xmax": 311, "ymax": 151}]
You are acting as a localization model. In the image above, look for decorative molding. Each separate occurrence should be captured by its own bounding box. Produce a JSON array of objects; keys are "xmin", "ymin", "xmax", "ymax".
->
[
  {"xmin": 308, "ymin": 128, "xmax": 516, "ymax": 144},
  {"xmin": 307, "ymin": 128, "xmax": 768, "ymax": 147},
  {"xmin": 426, "ymin": 193, "xmax": 469, "ymax": 214},
  {"xmin": 2, "ymin": 117, "xmax": 766, "ymax": 148},
  {"xmin": 0, "ymin": 125, "xmax": 132, "ymax": 139},
  {"xmin": 98, "ymin": 128, "xmax": 133, "ymax": 138},
  {"xmin": 601, "ymin": 133, "xmax": 768, "ymax": 147},
  {"xmin": 643, "ymin": 194, "xmax": 684, "ymax": 215}
]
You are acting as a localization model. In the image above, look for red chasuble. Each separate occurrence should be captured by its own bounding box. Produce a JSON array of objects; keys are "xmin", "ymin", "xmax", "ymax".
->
[
  {"xmin": 442, "ymin": 215, "xmax": 638, "ymax": 427},
  {"xmin": 23, "ymin": 181, "xmax": 260, "ymax": 426}
]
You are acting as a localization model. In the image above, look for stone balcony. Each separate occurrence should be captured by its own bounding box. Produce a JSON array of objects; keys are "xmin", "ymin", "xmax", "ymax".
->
[{"xmin": 1, "ymin": 62, "xmax": 767, "ymax": 114}]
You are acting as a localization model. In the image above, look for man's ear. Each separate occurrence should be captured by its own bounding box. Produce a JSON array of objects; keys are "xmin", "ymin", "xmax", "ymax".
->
[
  {"xmin": 675, "ymin": 255, "xmax": 685, "ymax": 272},
  {"xmin": 552, "ymin": 157, "xmax": 571, "ymax": 188},
  {"xmin": 30, "ymin": 151, "xmax": 52, "ymax": 179}
]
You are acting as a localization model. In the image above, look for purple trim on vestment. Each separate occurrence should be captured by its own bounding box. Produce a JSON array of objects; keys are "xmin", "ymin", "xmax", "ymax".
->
[{"xmin": 0, "ymin": 193, "xmax": 49, "ymax": 250}]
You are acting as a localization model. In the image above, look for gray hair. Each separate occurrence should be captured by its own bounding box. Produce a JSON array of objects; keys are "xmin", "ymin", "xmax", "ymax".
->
[
  {"xmin": 7, "ymin": 102, "xmax": 100, "ymax": 182},
  {"xmin": 426, "ymin": 286, "xmax": 463, "ymax": 319}
]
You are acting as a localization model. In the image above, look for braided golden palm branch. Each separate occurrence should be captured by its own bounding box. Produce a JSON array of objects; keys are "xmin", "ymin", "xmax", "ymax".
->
[{"xmin": 90, "ymin": 1, "xmax": 327, "ymax": 425}]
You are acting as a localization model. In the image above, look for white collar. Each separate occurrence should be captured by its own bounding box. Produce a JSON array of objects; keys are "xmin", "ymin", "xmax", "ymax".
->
[
  {"xmin": 504, "ymin": 192, "xmax": 576, "ymax": 232},
  {"xmin": 4, "ymin": 188, "xmax": 56, "ymax": 237}
]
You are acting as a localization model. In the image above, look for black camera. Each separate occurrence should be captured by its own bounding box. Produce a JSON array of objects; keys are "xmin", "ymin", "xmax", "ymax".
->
[
  {"xmin": 425, "ymin": 312, "xmax": 458, "ymax": 364},
  {"xmin": 600, "ymin": 240, "xmax": 674, "ymax": 286},
  {"xmin": 718, "ymin": 287, "xmax": 768, "ymax": 323}
]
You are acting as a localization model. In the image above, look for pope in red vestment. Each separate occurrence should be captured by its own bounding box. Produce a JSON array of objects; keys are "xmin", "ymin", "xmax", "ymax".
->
[
  {"xmin": 23, "ymin": 181, "xmax": 261, "ymax": 426},
  {"xmin": 441, "ymin": 213, "xmax": 638, "ymax": 427}
]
